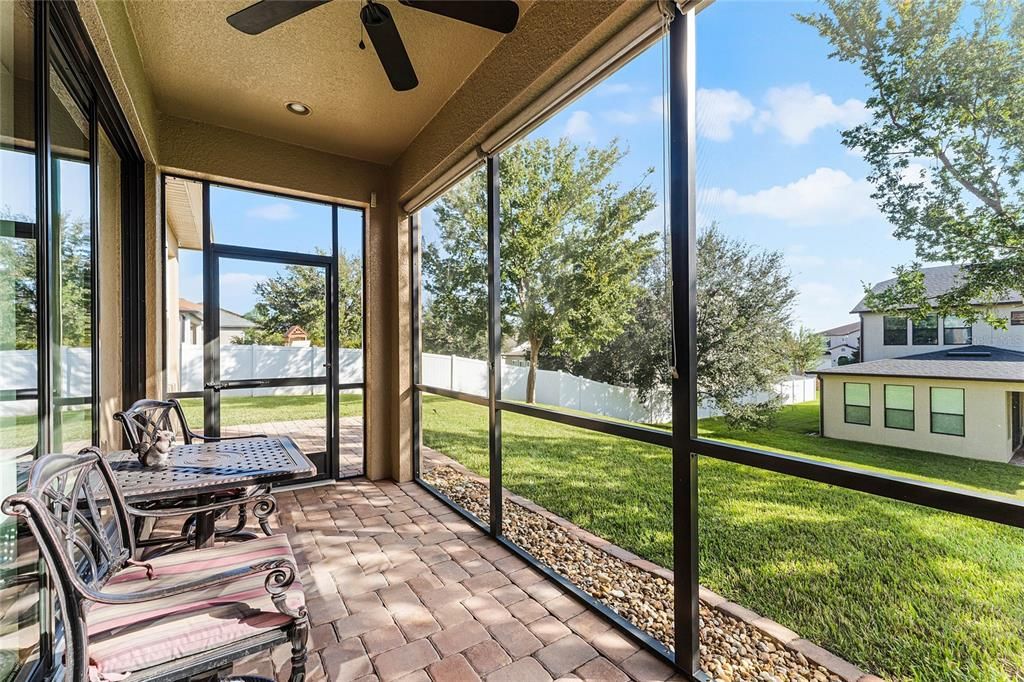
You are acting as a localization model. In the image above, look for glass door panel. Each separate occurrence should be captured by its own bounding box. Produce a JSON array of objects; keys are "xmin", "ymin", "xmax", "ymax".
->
[
  {"xmin": 209, "ymin": 256, "xmax": 332, "ymax": 478},
  {"xmin": 48, "ymin": 67, "xmax": 93, "ymax": 454}
]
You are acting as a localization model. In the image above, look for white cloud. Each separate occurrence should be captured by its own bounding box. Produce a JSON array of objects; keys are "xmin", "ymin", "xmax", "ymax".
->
[
  {"xmin": 603, "ymin": 110, "xmax": 642, "ymax": 125},
  {"xmin": 564, "ymin": 110, "xmax": 595, "ymax": 139},
  {"xmin": 700, "ymin": 167, "xmax": 877, "ymax": 226},
  {"xmin": 697, "ymin": 88, "xmax": 755, "ymax": 142},
  {"xmin": 785, "ymin": 244, "xmax": 826, "ymax": 269},
  {"xmin": 754, "ymin": 83, "xmax": 868, "ymax": 145},
  {"xmin": 598, "ymin": 82, "xmax": 635, "ymax": 96},
  {"xmin": 219, "ymin": 272, "xmax": 268, "ymax": 313},
  {"xmin": 602, "ymin": 96, "xmax": 665, "ymax": 127},
  {"xmin": 246, "ymin": 202, "xmax": 297, "ymax": 221}
]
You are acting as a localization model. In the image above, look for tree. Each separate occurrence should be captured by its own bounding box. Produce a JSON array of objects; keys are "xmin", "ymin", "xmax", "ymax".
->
[
  {"xmin": 0, "ymin": 210, "xmax": 92, "ymax": 350},
  {"xmin": 423, "ymin": 137, "xmax": 659, "ymax": 402},
  {"xmin": 243, "ymin": 250, "xmax": 362, "ymax": 348},
  {"xmin": 799, "ymin": 0, "xmax": 1024, "ymax": 324},
  {"xmin": 545, "ymin": 225, "xmax": 798, "ymax": 427},
  {"xmin": 783, "ymin": 326, "xmax": 826, "ymax": 376},
  {"xmin": 696, "ymin": 225, "xmax": 796, "ymax": 427},
  {"xmin": 541, "ymin": 245, "xmax": 672, "ymax": 403}
]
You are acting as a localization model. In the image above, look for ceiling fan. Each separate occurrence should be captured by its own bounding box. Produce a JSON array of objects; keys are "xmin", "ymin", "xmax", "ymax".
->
[{"xmin": 227, "ymin": 0, "xmax": 520, "ymax": 92}]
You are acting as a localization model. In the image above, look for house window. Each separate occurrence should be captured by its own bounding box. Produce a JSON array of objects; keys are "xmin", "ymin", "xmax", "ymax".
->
[
  {"xmin": 912, "ymin": 314, "xmax": 938, "ymax": 345},
  {"xmin": 844, "ymin": 382, "xmax": 871, "ymax": 425},
  {"xmin": 883, "ymin": 316, "xmax": 908, "ymax": 345},
  {"xmin": 931, "ymin": 387, "xmax": 965, "ymax": 436},
  {"xmin": 884, "ymin": 385, "xmax": 915, "ymax": 430},
  {"xmin": 943, "ymin": 317, "xmax": 972, "ymax": 345},
  {"xmin": 1011, "ymin": 311, "xmax": 1024, "ymax": 326}
]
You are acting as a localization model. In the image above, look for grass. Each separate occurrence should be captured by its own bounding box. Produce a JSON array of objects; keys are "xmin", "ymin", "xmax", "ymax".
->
[
  {"xmin": 0, "ymin": 394, "xmax": 363, "ymax": 449},
  {"xmin": 420, "ymin": 394, "xmax": 1024, "ymax": 682}
]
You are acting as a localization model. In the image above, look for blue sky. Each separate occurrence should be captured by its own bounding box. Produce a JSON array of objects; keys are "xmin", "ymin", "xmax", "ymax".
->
[
  {"xmin": 177, "ymin": 186, "xmax": 363, "ymax": 314},
  {"xmin": 421, "ymin": 0, "xmax": 922, "ymax": 333},
  {"xmin": 3, "ymin": 1, "xmax": 927, "ymax": 333}
]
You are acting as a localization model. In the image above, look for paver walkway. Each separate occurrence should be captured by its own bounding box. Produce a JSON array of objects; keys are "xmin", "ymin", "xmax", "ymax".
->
[
  {"xmin": 232, "ymin": 478, "xmax": 671, "ymax": 681},
  {"xmin": 221, "ymin": 415, "xmax": 364, "ymax": 478}
]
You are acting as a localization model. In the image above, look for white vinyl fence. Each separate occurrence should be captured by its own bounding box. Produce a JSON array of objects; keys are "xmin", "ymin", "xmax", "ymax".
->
[
  {"xmin": 177, "ymin": 345, "xmax": 363, "ymax": 394},
  {"xmin": 422, "ymin": 353, "xmax": 817, "ymax": 425},
  {"xmin": 1, "ymin": 346, "xmax": 816, "ymax": 423}
]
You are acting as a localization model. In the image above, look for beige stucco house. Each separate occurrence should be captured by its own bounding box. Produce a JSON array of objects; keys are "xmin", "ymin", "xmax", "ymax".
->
[{"xmin": 819, "ymin": 265, "xmax": 1024, "ymax": 463}]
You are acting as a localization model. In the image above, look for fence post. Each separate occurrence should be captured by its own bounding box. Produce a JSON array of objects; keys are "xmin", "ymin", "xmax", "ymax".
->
[{"xmin": 450, "ymin": 354, "xmax": 456, "ymax": 391}]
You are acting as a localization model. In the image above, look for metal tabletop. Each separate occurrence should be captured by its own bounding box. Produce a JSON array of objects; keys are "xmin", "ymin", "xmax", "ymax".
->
[{"xmin": 105, "ymin": 436, "xmax": 317, "ymax": 503}]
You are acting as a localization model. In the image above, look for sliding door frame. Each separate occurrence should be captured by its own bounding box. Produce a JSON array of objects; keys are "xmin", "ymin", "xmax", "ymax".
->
[{"xmin": 161, "ymin": 174, "xmax": 368, "ymax": 482}]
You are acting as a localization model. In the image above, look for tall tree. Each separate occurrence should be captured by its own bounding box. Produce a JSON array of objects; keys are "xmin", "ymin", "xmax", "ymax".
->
[
  {"xmin": 424, "ymin": 137, "xmax": 659, "ymax": 402},
  {"xmin": 243, "ymin": 250, "xmax": 362, "ymax": 348},
  {"xmin": 0, "ymin": 211, "xmax": 92, "ymax": 350},
  {"xmin": 696, "ymin": 225, "xmax": 796, "ymax": 427},
  {"xmin": 529, "ymin": 226, "xmax": 798, "ymax": 427},
  {"xmin": 799, "ymin": 0, "xmax": 1024, "ymax": 324},
  {"xmin": 782, "ymin": 326, "xmax": 826, "ymax": 376}
]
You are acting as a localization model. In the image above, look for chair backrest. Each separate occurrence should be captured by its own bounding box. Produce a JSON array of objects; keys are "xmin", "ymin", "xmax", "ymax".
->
[
  {"xmin": 114, "ymin": 398, "xmax": 192, "ymax": 451},
  {"xmin": 2, "ymin": 449, "xmax": 135, "ymax": 679}
]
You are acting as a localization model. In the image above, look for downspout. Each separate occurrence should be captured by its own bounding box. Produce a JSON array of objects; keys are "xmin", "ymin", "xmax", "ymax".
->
[{"xmin": 818, "ymin": 375, "xmax": 825, "ymax": 437}]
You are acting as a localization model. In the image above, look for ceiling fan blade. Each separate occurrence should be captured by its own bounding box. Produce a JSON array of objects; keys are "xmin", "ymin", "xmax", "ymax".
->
[
  {"xmin": 227, "ymin": 0, "xmax": 332, "ymax": 35},
  {"xmin": 361, "ymin": 2, "xmax": 419, "ymax": 92},
  {"xmin": 398, "ymin": 0, "xmax": 519, "ymax": 33}
]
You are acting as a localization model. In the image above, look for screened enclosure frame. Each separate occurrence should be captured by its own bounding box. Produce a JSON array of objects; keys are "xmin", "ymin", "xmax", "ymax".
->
[
  {"xmin": 160, "ymin": 174, "xmax": 368, "ymax": 482},
  {"xmin": 409, "ymin": 4, "xmax": 1024, "ymax": 679}
]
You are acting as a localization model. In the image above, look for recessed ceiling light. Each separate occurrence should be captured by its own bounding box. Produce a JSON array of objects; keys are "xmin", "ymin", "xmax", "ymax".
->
[{"xmin": 285, "ymin": 101, "xmax": 311, "ymax": 116}]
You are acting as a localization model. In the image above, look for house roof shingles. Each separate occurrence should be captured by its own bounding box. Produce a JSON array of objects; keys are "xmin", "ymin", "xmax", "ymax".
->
[
  {"xmin": 179, "ymin": 298, "xmax": 257, "ymax": 329},
  {"xmin": 851, "ymin": 264, "xmax": 1024, "ymax": 313},
  {"xmin": 819, "ymin": 322, "xmax": 860, "ymax": 336},
  {"xmin": 818, "ymin": 345, "xmax": 1024, "ymax": 382}
]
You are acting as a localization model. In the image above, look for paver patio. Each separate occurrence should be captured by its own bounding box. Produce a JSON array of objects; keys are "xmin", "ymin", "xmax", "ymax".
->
[{"xmin": 230, "ymin": 477, "xmax": 664, "ymax": 682}]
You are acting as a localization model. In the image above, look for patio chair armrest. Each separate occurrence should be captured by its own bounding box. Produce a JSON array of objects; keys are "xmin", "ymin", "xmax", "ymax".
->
[
  {"xmin": 81, "ymin": 557, "xmax": 300, "ymax": 607},
  {"xmin": 125, "ymin": 495, "xmax": 256, "ymax": 518}
]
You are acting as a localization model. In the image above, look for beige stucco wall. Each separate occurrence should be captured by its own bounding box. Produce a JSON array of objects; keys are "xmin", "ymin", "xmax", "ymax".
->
[{"xmin": 821, "ymin": 373, "xmax": 1018, "ymax": 463}]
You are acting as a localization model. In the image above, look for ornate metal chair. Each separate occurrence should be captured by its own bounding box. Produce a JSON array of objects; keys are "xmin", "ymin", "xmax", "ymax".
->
[
  {"xmin": 2, "ymin": 449, "xmax": 308, "ymax": 682},
  {"xmin": 114, "ymin": 398, "xmax": 275, "ymax": 544}
]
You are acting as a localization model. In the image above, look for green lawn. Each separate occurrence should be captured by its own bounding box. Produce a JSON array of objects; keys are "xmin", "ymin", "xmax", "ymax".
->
[
  {"xmin": 0, "ymin": 394, "xmax": 362, "ymax": 449},
  {"xmin": 421, "ymin": 394, "xmax": 1024, "ymax": 681}
]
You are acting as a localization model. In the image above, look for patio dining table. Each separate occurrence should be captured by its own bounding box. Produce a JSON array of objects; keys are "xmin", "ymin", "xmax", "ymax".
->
[{"xmin": 105, "ymin": 435, "xmax": 316, "ymax": 548}]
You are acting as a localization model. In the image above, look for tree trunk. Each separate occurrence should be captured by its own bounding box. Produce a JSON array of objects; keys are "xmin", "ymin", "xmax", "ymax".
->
[{"xmin": 526, "ymin": 337, "xmax": 540, "ymax": 404}]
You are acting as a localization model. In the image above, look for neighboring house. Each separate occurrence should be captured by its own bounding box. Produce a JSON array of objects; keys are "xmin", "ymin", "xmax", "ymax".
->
[
  {"xmin": 178, "ymin": 298, "xmax": 257, "ymax": 344},
  {"xmin": 818, "ymin": 265, "xmax": 1024, "ymax": 462},
  {"xmin": 502, "ymin": 341, "xmax": 532, "ymax": 368},
  {"xmin": 285, "ymin": 325, "xmax": 311, "ymax": 347},
  {"xmin": 816, "ymin": 321, "xmax": 861, "ymax": 369}
]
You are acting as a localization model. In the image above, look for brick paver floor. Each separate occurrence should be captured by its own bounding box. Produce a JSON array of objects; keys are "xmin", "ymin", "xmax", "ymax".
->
[
  {"xmin": 231, "ymin": 478, "xmax": 672, "ymax": 682},
  {"xmin": 221, "ymin": 415, "xmax": 364, "ymax": 478}
]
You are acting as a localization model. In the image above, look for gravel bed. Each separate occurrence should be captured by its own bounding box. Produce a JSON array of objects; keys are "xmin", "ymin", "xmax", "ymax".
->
[{"xmin": 424, "ymin": 465, "xmax": 844, "ymax": 682}]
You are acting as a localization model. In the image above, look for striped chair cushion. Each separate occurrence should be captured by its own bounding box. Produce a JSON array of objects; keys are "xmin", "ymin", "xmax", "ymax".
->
[{"xmin": 86, "ymin": 534, "xmax": 304, "ymax": 680}]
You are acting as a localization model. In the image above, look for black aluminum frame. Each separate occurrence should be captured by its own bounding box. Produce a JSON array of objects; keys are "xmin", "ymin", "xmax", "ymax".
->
[
  {"xmin": 8, "ymin": 2, "xmax": 147, "ymax": 680},
  {"xmin": 407, "ymin": 3, "xmax": 1024, "ymax": 679},
  {"xmin": 883, "ymin": 384, "xmax": 915, "ymax": 431},
  {"xmin": 160, "ymin": 174, "xmax": 368, "ymax": 482}
]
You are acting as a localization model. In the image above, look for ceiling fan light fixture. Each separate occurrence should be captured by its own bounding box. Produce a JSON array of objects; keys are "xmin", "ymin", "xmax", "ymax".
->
[{"xmin": 285, "ymin": 101, "xmax": 312, "ymax": 116}]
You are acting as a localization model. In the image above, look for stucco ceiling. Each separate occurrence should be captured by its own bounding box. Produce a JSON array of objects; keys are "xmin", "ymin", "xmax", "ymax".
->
[{"xmin": 124, "ymin": 0, "xmax": 521, "ymax": 164}]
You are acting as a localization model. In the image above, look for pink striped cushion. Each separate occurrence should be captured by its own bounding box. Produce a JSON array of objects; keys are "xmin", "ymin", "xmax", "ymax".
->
[{"xmin": 86, "ymin": 534, "xmax": 305, "ymax": 680}]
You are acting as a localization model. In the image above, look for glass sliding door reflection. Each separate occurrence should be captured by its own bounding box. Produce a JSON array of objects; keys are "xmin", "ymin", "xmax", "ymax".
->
[{"xmin": 48, "ymin": 67, "xmax": 94, "ymax": 454}]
